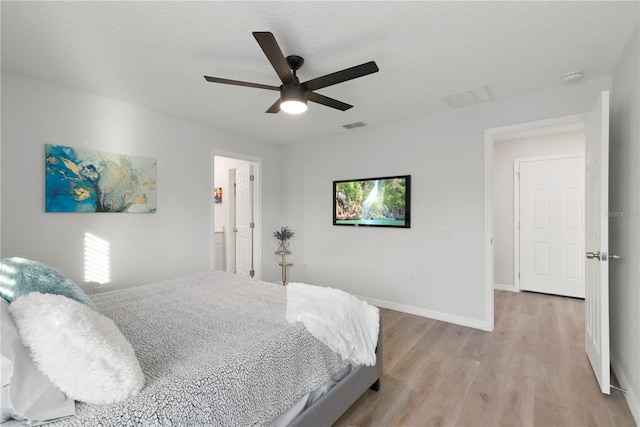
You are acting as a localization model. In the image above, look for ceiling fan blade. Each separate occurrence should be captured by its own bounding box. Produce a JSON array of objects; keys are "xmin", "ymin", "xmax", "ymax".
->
[
  {"xmin": 303, "ymin": 61, "xmax": 379, "ymax": 91},
  {"xmin": 265, "ymin": 99, "xmax": 281, "ymax": 114},
  {"xmin": 307, "ymin": 92, "xmax": 353, "ymax": 111},
  {"xmin": 204, "ymin": 76, "xmax": 279, "ymax": 91},
  {"xmin": 252, "ymin": 32, "xmax": 295, "ymax": 84}
]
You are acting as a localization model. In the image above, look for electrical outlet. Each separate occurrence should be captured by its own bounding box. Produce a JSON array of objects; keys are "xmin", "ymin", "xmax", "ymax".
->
[
  {"xmin": 409, "ymin": 273, "xmax": 416, "ymax": 284},
  {"xmin": 399, "ymin": 271, "xmax": 407, "ymax": 281}
]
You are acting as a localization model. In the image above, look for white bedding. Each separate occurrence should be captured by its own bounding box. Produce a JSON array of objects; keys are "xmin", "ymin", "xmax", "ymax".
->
[{"xmin": 285, "ymin": 282, "xmax": 380, "ymax": 366}]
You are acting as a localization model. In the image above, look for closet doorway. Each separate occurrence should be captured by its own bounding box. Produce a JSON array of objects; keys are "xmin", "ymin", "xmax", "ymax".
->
[{"xmin": 212, "ymin": 151, "xmax": 262, "ymax": 280}]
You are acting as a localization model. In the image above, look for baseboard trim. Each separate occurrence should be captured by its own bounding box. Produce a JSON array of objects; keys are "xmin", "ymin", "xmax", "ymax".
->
[
  {"xmin": 357, "ymin": 296, "xmax": 492, "ymax": 332},
  {"xmin": 494, "ymin": 283, "xmax": 518, "ymax": 292},
  {"xmin": 611, "ymin": 354, "xmax": 640, "ymax": 427}
]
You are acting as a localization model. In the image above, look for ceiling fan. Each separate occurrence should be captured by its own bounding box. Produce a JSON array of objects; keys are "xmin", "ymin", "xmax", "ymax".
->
[{"xmin": 204, "ymin": 32, "xmax": 379, "ymax": 114}]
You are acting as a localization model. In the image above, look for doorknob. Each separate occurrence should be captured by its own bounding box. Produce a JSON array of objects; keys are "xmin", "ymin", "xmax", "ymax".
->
[
  {"xmin": 586, "ymin": 251, "xmax": 601, "ymax": 259},
  {"xmin": 609, "ymin": 253, "xmax": 621, "ymax": 260}
]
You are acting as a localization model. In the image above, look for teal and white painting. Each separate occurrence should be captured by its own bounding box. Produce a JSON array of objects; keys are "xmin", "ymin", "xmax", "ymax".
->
[{"xmin": 45, "ymin": 144, "xmax": 157, "ymax": 213}]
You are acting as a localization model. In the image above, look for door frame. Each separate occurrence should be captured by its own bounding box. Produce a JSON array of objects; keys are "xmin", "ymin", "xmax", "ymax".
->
[
  {"xmin": 484, "ymin": 113, "xmax": 586, "ymax": 330},
  {"xmin": 228, "ymin": 167, "xmax": 237, "ymax": 273},
  {"xmin": 211, "ymin": 150, "xmax": 263, "ymax": 280},
  {"xmin": 513, "ymin": 152, "xmax": 586, "ymax": 293}
]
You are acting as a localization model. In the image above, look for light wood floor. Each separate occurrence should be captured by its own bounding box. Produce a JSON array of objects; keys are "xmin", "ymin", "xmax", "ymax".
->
[{"xmin": 334, "ymin": 290, "xmax": 635, "ymax": 427}]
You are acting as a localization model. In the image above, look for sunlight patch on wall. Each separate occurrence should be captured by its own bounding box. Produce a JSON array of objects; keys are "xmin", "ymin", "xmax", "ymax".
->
[{"xmin": 84, "ymin": 233, "xmax": 110, "ymax": 284}]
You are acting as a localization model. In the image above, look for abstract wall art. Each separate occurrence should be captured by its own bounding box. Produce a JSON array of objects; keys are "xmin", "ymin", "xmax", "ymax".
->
[{"xmin": 45, "ymin": 144, "xmax": 157, "ymax": 213}]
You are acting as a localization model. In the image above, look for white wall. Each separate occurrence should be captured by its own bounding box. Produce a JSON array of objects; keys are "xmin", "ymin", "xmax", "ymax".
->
[
  {"xmin": 610, "ymin": 26, "xmax": 640, "ymax": 426},
  {"xmin": 0, "ymin": 72, "xmax": 284, "ymax": 288},
  {"xmin": 493, "ymin": 130, "xmax": 585, "ymax": 289},
  {"xmin": 283, "ymin": 76, "xmax": 611, "ymax": 330}
]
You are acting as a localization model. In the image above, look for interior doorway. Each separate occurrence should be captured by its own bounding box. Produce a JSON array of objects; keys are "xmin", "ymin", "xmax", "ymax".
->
[
  {"xmin": 486, "ymin": 91, "xmax": 612, "ymax": 395},
  {"xmin": 483, "ymin": 114, "xmax": 587, "ymax": 331},
  {"xmin": 491, "ymin": 121, "xmax": 586, "ymax": 296},
  {"xmin": 212, "ymin": 151, "xmax": 262, "ymax": 280}
]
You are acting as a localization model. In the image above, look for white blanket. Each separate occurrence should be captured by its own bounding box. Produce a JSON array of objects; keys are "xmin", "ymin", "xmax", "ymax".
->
[{"xmin": 285, "ymin": 282, "xmax": 380, "ymax": 366}]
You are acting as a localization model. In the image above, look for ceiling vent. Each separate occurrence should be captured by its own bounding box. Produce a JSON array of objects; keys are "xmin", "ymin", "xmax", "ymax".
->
[
  {"xmin": 342, "ymin": 121, "xmax": 367, "ymax": 130},
  {"xmin": 443, "ymin": 85, "xmax": 494, "ymax": 108}
]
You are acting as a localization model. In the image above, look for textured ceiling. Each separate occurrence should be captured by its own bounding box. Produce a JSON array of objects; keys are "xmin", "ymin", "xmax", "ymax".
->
[{"xmin": 1, "ymin": 1, "xmax": 638, "ymax": 144}]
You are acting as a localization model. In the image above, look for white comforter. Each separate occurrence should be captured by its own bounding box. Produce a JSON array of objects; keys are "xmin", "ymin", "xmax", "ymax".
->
[{"xmin": 285, "ymin": 282, "xmax": 380, "ymax": 366}]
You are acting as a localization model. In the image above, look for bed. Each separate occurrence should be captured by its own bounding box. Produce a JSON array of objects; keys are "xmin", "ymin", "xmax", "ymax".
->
[{"xmin": 2, "ymin": 267, "xmax": 381, "ymax": 426}]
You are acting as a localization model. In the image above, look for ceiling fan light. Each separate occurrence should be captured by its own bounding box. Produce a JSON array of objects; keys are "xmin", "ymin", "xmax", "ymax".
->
[
  {"xmin": 281, "ymin": 99, "xmax": 308, "ymax": 114},
  {"xmin": 280, "ymin": 84, "xmax": 308, "ymax": 114}
]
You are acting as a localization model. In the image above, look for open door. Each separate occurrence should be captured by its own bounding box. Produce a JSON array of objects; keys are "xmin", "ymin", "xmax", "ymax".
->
[
  {"xmin": 585, "ymin": 91, "xmax": 610, "ymax": 394},
  {"xmin": 235, "ymin": 163, "xmax": 255, "ymax": 278}
]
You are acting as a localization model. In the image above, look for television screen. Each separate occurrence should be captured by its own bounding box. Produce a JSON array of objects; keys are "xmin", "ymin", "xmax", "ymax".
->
[{"xmin": 333, "ymin": 175, "xmax": 410, "ymax": 228}]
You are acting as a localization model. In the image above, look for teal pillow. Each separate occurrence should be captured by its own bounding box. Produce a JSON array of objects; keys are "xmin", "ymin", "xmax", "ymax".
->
[{"xmin": 0, "ymin": 257, "xmax": 95, "ymax": 309}]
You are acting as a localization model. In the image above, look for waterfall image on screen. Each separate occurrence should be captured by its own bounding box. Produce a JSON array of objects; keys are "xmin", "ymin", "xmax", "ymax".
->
[{"xmin": 333, "ymin": 175, "xmax": 410, "ymax": 228}]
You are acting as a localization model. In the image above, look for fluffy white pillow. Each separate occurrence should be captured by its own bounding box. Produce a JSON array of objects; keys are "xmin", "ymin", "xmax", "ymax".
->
[{"xmin": 9, "ymin": 293, "xmax": 144, "ymax": 404}]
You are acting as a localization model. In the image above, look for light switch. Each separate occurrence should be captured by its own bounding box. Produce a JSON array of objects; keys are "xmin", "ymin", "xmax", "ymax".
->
[{"xmin": 440, "ymin": 227, "xmax": 453, "ymax": 239}]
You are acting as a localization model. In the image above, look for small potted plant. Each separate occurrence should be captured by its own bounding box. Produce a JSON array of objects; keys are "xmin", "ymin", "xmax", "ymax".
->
[{"xmin": 274, "ymin": 226, "xmax": 294, "ymax": 253}]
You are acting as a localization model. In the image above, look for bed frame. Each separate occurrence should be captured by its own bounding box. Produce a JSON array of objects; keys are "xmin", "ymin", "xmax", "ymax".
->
[{"xmin": 289, "ymin": 317, "xmax": 383, "ymax": 427}]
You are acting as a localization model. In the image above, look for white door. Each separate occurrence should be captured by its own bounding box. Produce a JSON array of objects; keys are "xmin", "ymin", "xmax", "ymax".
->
[
  {"xmin": 518, "ymin": 155, "xmax": 585, "ymax": 298},
  {"xmin": 235, "ymin": 163, "xmax": 254, "ymax": 278},
  {"xmin": 585, "ymin": 91, "xmax": 610, "ymax": 394}
]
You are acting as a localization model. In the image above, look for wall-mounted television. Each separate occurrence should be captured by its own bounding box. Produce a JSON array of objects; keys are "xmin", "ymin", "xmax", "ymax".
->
[{"xmin": 333, "ymin": 175, "xmax": 411, "ymax": 228}]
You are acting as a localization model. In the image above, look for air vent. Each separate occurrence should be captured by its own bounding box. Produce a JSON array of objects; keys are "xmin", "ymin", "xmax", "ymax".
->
[
  {"xmin": 342, "ymin": 121, "xmax": 366, "ymax": 130},
  {"xmin": 443, "ymin": 85, "xmax": 494, "ymax": 108}
]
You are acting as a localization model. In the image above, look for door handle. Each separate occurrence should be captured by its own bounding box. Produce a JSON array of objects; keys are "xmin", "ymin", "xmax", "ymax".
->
[
  {"xmin": 586, "ymin": 251, "xmax": 621, "ymax": 261},
  {"xmin": 586, "ymin": 251, "xmax": 601, "ymax": 259}
]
